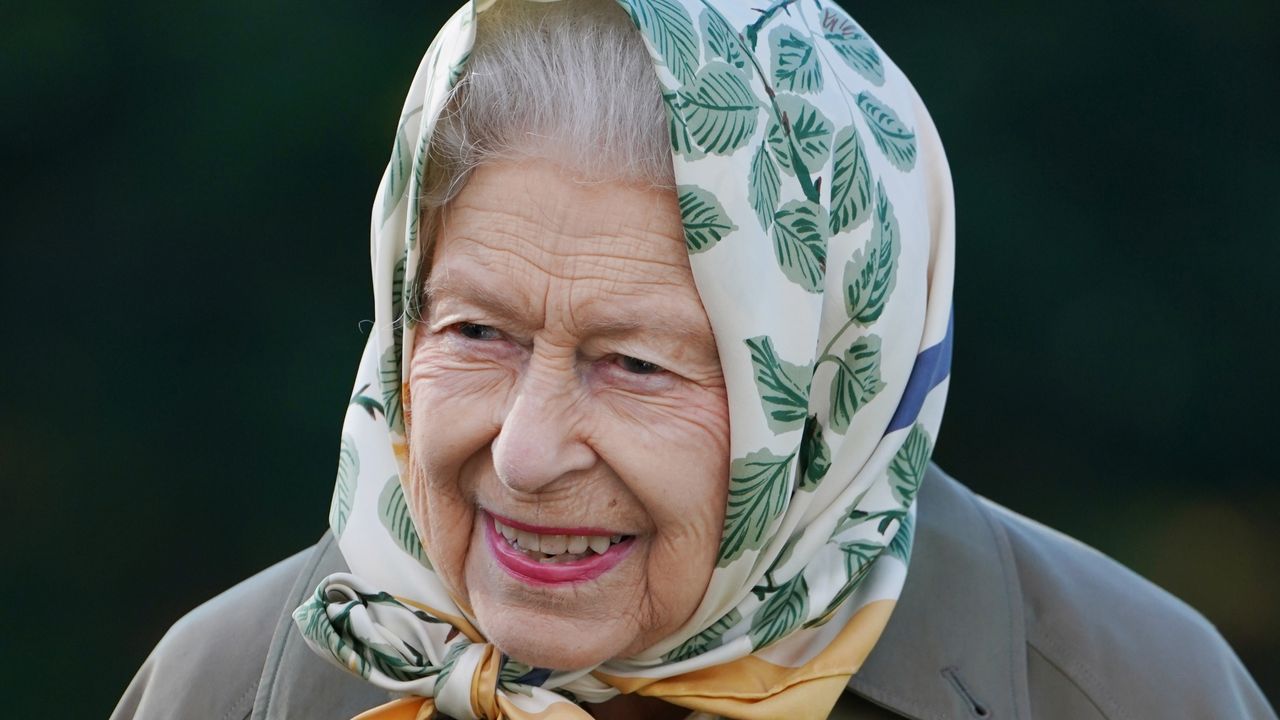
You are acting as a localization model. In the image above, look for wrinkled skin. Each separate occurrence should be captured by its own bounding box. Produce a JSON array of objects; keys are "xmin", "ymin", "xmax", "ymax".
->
[{"xmin": 404, "ymin": 159, "xmax": 731, "ymax": 679}]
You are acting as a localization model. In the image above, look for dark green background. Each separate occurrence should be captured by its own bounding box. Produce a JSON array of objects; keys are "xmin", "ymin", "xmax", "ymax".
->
[{"xmin": 3, "ymin": 1, "xmax": 1277, "ymax": 715}]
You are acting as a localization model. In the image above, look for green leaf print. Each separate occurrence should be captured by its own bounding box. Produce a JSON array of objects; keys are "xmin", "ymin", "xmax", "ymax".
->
[
  {"xmin": 663, "ymin": 608, "xmax": 742, "ymax": 662},
  {"xmin": 806, "ymin": 538, "xmax": 881, "ymax": 628},
  {"xmin": 798, "ymin": 415, "xmax": 831, "ymax": 490},
  {"xmin": 700, "ymin": 7, "xmax": 745, "ymax": 69},
  {"xmin": 885, "ymin": 510, "xmax": 914, "ymax": 563},
  {"xmin": 379, "ymin": 475, "xmax": 432, "ymax": 568},
  {"xmin": 856, "ymin": 91, "xmax": 917, "ymax": 172},
  {"xmin": 434, "ymin": 641, "xmax": 468, "ymax": 691},
  {"xmin": 330, "ymin": 435, "xmax": 358, "ymax": 538},
  {"xmin": 662, "ymin": 92, "xmax": 706, "ymax": 160},
  {"xmin": 820, "ymin": 8, "xmax": 884, "ymax": 86},
  {"xmin": 770, "ymin": 26, "xmax": 822, "ymax": 94},
  {"xmin": 828, "ymin": 124, "xmax": 873, "ymax": 235},
  {"xmin": 620, "ymin": 0, "xmax": 699, "ymax": 86},
  {"xmin": 381, "ymin": 107, "xmax": 422, "ymax": 222},
  {"xmin": 678, "ymin": 185, "xmax": 738, "ymax": 253},
  {"xmin": 837, "ymin": 539, "xmax": 882, "ymax": 580},
  {"xmin": 391, "ymin": 254, "xmax": 407, "ymax": 323},
  {"xmin": 843, "ymin": 182, "xmax": 900, "ymax": 324},
  {"xmin": 744, "ymin": 335, "xmax": 811, "ymax": 433},
  {"xmin": 677, "ymin": 61, "xmax": 761, "ymax": 155},
  {"xmin": 828, "ymin": 333, "xmax": 886, "ymax": 433},
  {"xmin": 749, "ymin": 143, "xmax": 780, "ymax": 230},
  {"xmin": 379, "ymin": 345, "xmax": 404, "ymax": 435},
  {"xmin": 350, "ymin": 383, "xmax": 385, "ymax": 420},
  {"xmin": 748, "ymin": 572, "xmax": 809, "ymax": 649},
  {"xmin": 772, "ymin": 200, "xmax": 829, "ymax": 293},
  {"xmin": 719, "ymin": 448, "xmax": 795, "ymax": 566},
  {"xmin": 889, "ymin": 424, "xmax": 933, "ymax": 505},
  {"xmin": 766, "ymin": 94, "xmax": 833, "ymax": 177}
]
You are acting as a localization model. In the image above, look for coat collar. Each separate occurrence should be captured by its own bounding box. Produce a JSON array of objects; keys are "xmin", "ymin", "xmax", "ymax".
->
[{"xmin": 844, "ymin": 464, "xmax": 1033, "ymax": 719}]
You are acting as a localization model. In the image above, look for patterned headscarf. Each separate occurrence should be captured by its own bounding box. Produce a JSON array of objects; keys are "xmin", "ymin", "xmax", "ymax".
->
[{"xmin": 293, "ymin": 1, "xmax": 954, "ymax": 718}]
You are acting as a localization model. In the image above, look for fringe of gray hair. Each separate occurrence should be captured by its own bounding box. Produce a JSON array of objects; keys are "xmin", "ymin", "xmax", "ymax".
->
[
  {"xmin": 420, "ymin": 0, "xmax": 673, "ymax": 214},
  {"xmin": 408, "ymin": 0, "xmax": 674, "ymax": 323}
]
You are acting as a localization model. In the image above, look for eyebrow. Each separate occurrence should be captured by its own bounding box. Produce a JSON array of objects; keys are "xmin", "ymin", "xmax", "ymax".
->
[{"xmin": 422, "ymin": 271, "xmax": 714, "ymax": 346}]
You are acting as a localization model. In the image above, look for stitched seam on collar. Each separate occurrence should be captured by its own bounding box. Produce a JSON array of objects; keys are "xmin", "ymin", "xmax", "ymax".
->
[
  {"xmin": 253, "ymin": 533, "xmax": 335, "ymax": 720},
  {"xmin": 1026, "ymin": 637, "xmax": 1127, "ymax": 720},
  {"xmin": 967, "ymin": 493, "xmax": 1033, "ymax": 719}
]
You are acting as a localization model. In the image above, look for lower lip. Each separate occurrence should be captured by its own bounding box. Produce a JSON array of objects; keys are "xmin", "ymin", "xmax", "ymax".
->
[{"xmin": 484, "ymin": 513, "xmax": 633, "ymax": 585}]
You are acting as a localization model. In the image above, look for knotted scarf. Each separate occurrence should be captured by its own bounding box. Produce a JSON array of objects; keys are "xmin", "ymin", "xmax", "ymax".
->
[{"xmin": 293, "ymin": 1, "xmax": 955, "ymax": 717}]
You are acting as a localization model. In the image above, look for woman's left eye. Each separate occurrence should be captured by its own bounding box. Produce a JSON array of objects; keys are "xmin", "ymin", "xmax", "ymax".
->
[
  {"xmin": 455, "ymin": 322, "xmax": 501, "ymax": 340},
  {"xmin": 616, "ymin": 355, "xmax": 664, "ymax": 375}
]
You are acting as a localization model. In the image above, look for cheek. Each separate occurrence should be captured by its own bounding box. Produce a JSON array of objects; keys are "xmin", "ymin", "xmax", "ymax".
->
[
  {"xmin": 404, "ymin": 336, "xmax": 513, "ymax": 591},
  {"xmin": 601, "ymin": 386, "xmax": 731, "ymax": 556}
]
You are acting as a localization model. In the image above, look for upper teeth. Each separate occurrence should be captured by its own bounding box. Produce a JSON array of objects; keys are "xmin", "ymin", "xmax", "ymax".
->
[{"xmin": 494, "ymin": 517, "xmax": 624, "ymax": 556}]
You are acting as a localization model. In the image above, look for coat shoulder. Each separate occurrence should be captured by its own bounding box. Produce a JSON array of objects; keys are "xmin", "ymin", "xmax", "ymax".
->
[
  {"xmin": 110, "ymin": 547, "xmax": 311, "ymax": 720},
  {"xmin": 980, "ymin": 496, "xmax": 1276, "ymax": 719}
]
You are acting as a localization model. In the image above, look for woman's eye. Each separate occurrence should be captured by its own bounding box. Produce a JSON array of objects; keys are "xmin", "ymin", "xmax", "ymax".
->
[
  {"xmin": 617, "ymin": 355, "xmax": 664, "ymax": 375},
  {"xmin": 456, "ymin": 322, "xmax": 501, "ymax": 341}
]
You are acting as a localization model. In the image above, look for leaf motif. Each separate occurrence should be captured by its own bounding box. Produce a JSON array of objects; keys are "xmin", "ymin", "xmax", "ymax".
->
[
  {"xmin": 771, "ymin": 200, "xmax": 829, "ymax": 293},
  {"xmin": 700, "ymin": 7, "xmax": 744, "ymax": 69},
  {"xmin": 379, "ymin": 475, "xmax": 432, "ymax": 568},
  {"xmin": 837, "ymin": 539, "xmax": 882, "ymax": 582},
  {"xmin": 719, "ymin": 448, "xmax": 794, "ymax": 566},
  {"xmin": 677, "ymin": 61, "xmax": 761, "ymax": 155},
  {"xmin": 330, "ymin": 435, "xmax": 358, "ymax": 538},
  {"xmin": 678, "ymin": 185, "xmax": 737, "ymax": 253},
  {"xmin": 391, "ymin": 254, "xmax": 407, "ymax": 323},
  {"xmin": 663, "ymin": 608, "xmax": 742, "ymax": 662},
  {"xmin": 744, "ymin": 335, "xmax": 811, "ymax": 433},
  {"xmin": 797, "ymin": 415, "xmax": 831, "ymax": 490},
  {"xmin": 820, "ymin": 8, "xmax": 884, "ymax": 86},
  {"xmin": 828, "ymin": 124, "xmax": 873, "ymax": 234},
  {"xmin": 381, "ymin": 107, "xmax": 422, "ymax": 222},
  {"xmin": 662, "ymin": 91, "xmax": 705, "ymax": 160},
  {"xmin": 766, "ymin": 94, "xmax": 833, "ymax": 177},
  {"xmin": 889, "ymin": 424, "xmax": 933, "ymax": 506},
  {"xmin": 748, "ymin": 143, "xmax": 780, "ymax": 230},
  {"xmin": 748, "ymin": 572, "xmax": 809, "ymax": 649},
  {"xmin": 620, "ymin": 0, "xmax": 699, "ymax": 86},
  {"xmin": 828, "ymin": 333, "xmax": 885, "ymax": 433},
  {"xmin": 856, "ymin": 91, "xmax": 917, "ymax": 172},
  {"xmin": 885, "ymin": 510, "xmax": 914, "ymax": 563},
  {"xmin": 379, "ymin": 345, "xmax": 404, "ymax": 435},
  {"xmin": 806, "ymin": 537, "xmax": 880, "ymax": 628},
  {"xmin": 350, "ymin": 383, "xmax": 385, "ymax": 420},
  {"xmin": 843, "ymin": 182, "xmax": 900, "ymax": 324},
  {"xmin": 770, "ymin": 26, "xmax": 823, "ymax": 94}
]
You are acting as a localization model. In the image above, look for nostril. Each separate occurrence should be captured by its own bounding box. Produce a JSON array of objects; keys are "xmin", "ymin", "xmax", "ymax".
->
[{"xmin": 941, "ymin": 666, "xmax": 990, "ymax": 718}]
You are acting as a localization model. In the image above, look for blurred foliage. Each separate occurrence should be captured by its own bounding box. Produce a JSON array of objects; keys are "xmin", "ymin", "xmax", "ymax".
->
[{"xmin": 1, "ymin": 0, "xmax": 1276, "ymax": 715}]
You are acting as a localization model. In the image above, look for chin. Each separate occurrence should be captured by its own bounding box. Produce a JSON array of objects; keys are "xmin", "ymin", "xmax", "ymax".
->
[{"xmin": 475, "ymin": 601, "xmax": 631, "ymax": 669}]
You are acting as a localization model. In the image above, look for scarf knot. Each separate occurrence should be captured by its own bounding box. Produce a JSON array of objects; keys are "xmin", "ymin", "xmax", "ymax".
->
[{"xmin": 293, "ymin": 573, "xmax": 587, "ymax": 720}]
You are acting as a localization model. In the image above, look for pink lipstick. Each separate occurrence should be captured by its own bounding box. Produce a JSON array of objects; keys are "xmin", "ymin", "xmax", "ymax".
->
[{"xmin": 484, "ymin": 511, "xmax": 634, "ymax": 585}]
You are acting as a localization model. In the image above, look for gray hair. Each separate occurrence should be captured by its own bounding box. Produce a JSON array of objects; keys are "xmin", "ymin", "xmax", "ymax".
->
[
  {"xmin": 416, "ymin": 0, "xmax": 674, "ymax": 266},
  {"xmin": 422, "ymin": 0, "xmax": 672, "ymax": 202}
]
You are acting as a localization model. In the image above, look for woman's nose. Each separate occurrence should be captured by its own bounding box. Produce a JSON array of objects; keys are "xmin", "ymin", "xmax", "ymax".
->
[{"xmin": 490, "ymin": 354, "xmax": 596, "ymax": 494}]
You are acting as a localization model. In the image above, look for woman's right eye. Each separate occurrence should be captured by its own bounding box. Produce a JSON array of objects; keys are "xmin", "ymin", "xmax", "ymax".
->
[{"xmin": 456, "ymin": 322, "xmax": 501, "ymax": 341}]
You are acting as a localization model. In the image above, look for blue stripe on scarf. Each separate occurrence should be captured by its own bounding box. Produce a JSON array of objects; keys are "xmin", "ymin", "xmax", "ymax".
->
[{"xmin": 886, "ymin": 311, "xmax": 954, "ymax": 434}]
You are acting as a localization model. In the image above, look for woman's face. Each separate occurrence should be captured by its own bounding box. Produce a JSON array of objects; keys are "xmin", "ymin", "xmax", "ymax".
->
[{"xmin": 406, "ymin": 159, "xmax": 730, "ymax": 669}]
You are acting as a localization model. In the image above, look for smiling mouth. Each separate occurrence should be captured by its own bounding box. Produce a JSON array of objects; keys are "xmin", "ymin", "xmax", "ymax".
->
[
  {"xmin": 492, "ymin": 515, "xmax": 633, "ymax": 563},
  {"xmin": 484, "ymin": 511, "xmax": 636, "ymax": 584}
]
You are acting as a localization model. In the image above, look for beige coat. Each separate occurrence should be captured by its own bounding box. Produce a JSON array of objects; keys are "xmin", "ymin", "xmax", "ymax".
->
[{"xmin": 112, "ymin": 466, "xmax": 1277, "ymax": 719}]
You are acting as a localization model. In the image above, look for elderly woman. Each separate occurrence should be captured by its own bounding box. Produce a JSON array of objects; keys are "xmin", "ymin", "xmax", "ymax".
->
[{"xmin": 113, "ymin": 1, "xmax": 1275, "ymax": 719}]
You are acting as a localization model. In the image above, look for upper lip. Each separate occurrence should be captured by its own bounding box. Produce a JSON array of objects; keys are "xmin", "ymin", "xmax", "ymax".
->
[{"xmin": 485, "ymin": 509, "xmax": 628, "ymax": 537}]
